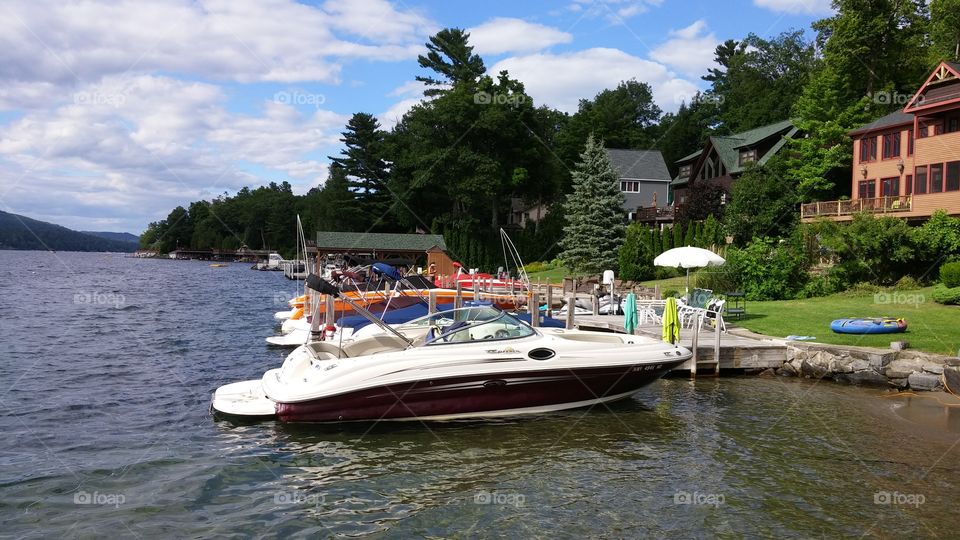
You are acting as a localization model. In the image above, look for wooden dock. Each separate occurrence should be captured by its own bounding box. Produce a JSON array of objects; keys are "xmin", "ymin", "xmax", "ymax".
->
[{"xmin": 574, "ymin": 315, "xmax": 787, "ymax": 374}]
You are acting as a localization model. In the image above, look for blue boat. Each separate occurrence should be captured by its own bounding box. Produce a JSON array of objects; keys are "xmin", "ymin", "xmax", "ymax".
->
[
  {"xmin": 337, "ymin": 301, "xmax": 565, "ymax": 331},
  {"xmin": 830, "ymin": 317, "xmax": 907, "ymax": 334}
]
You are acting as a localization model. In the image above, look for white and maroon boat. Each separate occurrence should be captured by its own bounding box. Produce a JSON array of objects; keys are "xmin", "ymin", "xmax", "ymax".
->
[{"xmin": 212, "ymin": 277, "xmax": 691, "ymax": 423}]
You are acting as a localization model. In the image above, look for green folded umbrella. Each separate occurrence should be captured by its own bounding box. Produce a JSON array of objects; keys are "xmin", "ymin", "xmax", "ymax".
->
[
  {"xmin": 662, "ymin": 296, "xmax": 680, "ymax": 344},
  {"xmin": 623, "ymin": 293, "xmax": 638, "ymax": 334}
]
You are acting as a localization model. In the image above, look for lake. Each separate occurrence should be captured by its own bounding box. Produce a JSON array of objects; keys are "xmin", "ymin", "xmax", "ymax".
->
[{"xmin": 1, "ymin": 251, "xmax": 959, "ymax": 538}]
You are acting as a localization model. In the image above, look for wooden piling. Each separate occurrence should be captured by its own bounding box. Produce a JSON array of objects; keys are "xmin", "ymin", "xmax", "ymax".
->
[
  {"xmin": 565, "ymin": 294, "xmax": 575, "ymax": 330},
  {"xmin": 545, "ymin": 284, "xmax": 554, "ymax": 317},
  {"xmin": 455, "ymin": 282, "xmax": 464, "ymax": 310},
  {"xmin": 713, "ymin": 314, "xmax": 722, "ymax": 376},
  {"xmin": 428, "ymin": 289, "xmax": 438, "ymax": 314},
  {"xmin": 591, "ymin": 284, "xmax": 600, "ymax": 316},
  {"xmin": 473, "ymin": 279, "xmax": 480, "ymax": 301},
  {"xmin": 690, "ymin": 313, "xmax": 700, "ymax": 378},
  {"xmin": 530, "ymin": 292, "xmax": 540, "ymax": 327}
]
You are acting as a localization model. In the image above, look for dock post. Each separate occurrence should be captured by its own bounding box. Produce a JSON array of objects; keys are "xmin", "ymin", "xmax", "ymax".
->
[
  {"xmin": 592, "ymin": 284, "xmax": 600, "ymax": 316},
  {"xmin": 654, "ymin": 284, "xmax": 660, "ymax": 300},
  {"xmin": 690, "ymin": 313, "xmax": 700, "ymax": 379},
  {"xmin": 473, "ymin": 279, "xmax": 480, "ymax": 302},
  {"xmin": 546, "ymin": 284, "xmax": 554, "ymax": 317},
  {"xmin": 428, "ymin": 290, "xmax": 438, "ymax": 314},
  {"xmin": 713, "ymin": 314, "xmax": 721, "ymax": 376},
  {"xmin": 565, "ymin": 294, "xmax": 575, "ymax": 330},
  {"xmin": 530, "ymin": 292, "xmax": 540, "ymax": 327},
  {"xmin": 325, "ymin": 294, "xmax": 335, "ymax": 325},
  {"xmin": 455, "ymin": 282, "xmax": 464, "ymax": 310}
]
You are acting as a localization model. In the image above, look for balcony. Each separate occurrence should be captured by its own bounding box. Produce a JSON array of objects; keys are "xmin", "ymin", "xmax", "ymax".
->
[
  {"xmin": 801, "ymin": 196, "xmax": 913, "ymax": 220},
  {"xmin": 634, "ymin": 206, "xmax": 675, "ymax": 222}
]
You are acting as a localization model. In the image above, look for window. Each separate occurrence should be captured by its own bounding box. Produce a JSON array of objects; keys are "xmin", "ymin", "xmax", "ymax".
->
[
  {"xmin": 948, "ymin": 161, "xmax": 960, "ymax": 192},
  {"xmin": 880, "ymin": 177, "xmax": 899, "ymax": 197},
  {"xmin": 858, "ymin": 180, "xmax": 876, "ymax": 199},
  {"xmin": 882, "ymin": 133, "xmax": 900, "ymax": 159},
  {"xmin": 917, "ymin": 123, "xmax": 928, "ymax": 139},
  {"xmin": 915, "ymin": 166, "xmax": 928, "ymax": 194},
  {"xmin": 620, "ymin": 181, "xmax": 640, "ymax": 192},
  {"xmin": 906, "ymin": 174, "xmax": 913, "ymax": 196},
  {"xmin": 931, "ymin": 163, "xmax": 944, "ymax": 192},
  {"xmin": 739, "ymin": 149, "xmax": 757, "ymax": 166},
  {"xmin": 907, "ymin": 129, "xmax": 914, "ymax": 156},
  {"xmin": 948, "ymin": 118, "xmax": 960, "ymax": 133},
  {"xmin": 679, "ymin": 165, "xmax": 691, "ymax": 178},
  {"xmin": 934, "ymin": 122, "xmax": 944, "ymax": 136},
  {"xmin": 859, "ymin": 136, "xmax": 877, "ymax": 162}
]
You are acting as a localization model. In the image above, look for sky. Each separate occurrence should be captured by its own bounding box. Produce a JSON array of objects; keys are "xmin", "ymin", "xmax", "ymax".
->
[{"xmin": 0, "ymin": 0, "xmax": 830, "ymax": 234}]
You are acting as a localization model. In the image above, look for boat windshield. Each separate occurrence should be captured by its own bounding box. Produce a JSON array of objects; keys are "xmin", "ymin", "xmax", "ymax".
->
[{"xmin": 408, "ymin": 307, "xmax": 535, "ymax": 345}]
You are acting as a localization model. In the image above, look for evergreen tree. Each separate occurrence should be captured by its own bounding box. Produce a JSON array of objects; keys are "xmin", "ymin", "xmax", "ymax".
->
[
  {"xmin": 684, "ymin": 221, "xmax": 696, "ymax": 247},
  {"xmin": 663, "ymin": 226, "xmax": 674, "ymax": 251},
  {"xmin": 559, "ymin": 135, "xmax": 626, "ymax": 276},
  {"xmin": 673, "ymin": 222, "xmax": 683, "ymax": 249},
  {"xmin": 329, "ymin": 113, "xmax": 393, "ymax": 231},
  {"xmin": 416, "ymin": 28, "xmax": 486, "ymax": 96}
]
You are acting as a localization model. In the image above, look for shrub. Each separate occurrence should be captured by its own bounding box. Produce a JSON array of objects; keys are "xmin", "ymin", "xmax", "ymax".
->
[
  {"xmin": 932, "ymin": 284, "xmax": 960, "ymax": 305},
  {"xmin": 840, "ymin": 281, "xmax": 883, "ymax": 296},
  {"xmin": 893, "ymin": 275, "xmax": 922, "ymax": 290},
  {"xmin": 818, "ymin": 213, "xmax": 914, "ymax": 285},
  {"xmin": 662, "ymin": 288, "xmax": 680, "ymax": 298},
  {"xmin": 940, "ymin": 261, "xmax": 960, "ymax": 288},
  {"xmin": 695, "ymin": 267, "xmax": 740, "ymax": 294},
  {"xmin": 618, "ymin": 223, "xmax": 655, "ymax": 281},
  {"xmin": 796, "ymin": 274, "xmax": 841, "ymax": 298},
  {"xmin": 725, "ymin": 235, "xmax": 809, "ymax": 300}
]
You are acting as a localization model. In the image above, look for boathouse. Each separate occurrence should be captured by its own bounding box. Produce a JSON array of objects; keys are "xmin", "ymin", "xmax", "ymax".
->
[{"xmin": 310, "ymin": 231, "xmax": 455, "ymax": 275}]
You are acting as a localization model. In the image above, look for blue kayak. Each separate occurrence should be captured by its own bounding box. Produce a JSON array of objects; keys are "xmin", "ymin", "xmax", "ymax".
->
[{"xmin": 830, "ymin": 317, "xmax": 907, "ymax": 334}]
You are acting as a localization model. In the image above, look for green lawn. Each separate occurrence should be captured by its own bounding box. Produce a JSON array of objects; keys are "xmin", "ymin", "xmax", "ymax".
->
[
  {"xmin": 525, "ymin": 266, "xmax": 570, "ymax": 283},
  {"xmin": 733, "ymin": 287, "xmax": 960, "ymax": 355}
]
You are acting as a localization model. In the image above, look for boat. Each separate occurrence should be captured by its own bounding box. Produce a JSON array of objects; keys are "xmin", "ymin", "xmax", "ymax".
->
[
  {"xmin": 213, "ymin": 276, "xmax": 691, "ymax": 422},
  {"xmin": 209, "ymin": 263, "xmax": 228, "ymax": 268},
  {"xmin": 830, "ymin": 317, "xmax": 907, "ymax": 334}
]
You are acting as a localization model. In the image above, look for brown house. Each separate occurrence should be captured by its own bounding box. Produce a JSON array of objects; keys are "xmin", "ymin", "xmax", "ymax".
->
[{"xmin": 802, "ymin": 61, "xmax": 960, "ymax": 222}]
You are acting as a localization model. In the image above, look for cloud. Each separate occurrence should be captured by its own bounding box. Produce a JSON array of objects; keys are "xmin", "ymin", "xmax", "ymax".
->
[
  {"xmin": 490, "ymin": 48, "xmax": 699, "ymax": 114},
  {"xmin": 753, "ymin": 0, "xmax": 833, "ymax": 15},
  {"xmin": 649, "ymin": 20, "xmax": 720, "ymax": 78},
  {"xmin": 467, "ymin": 18, "xmax": 572, "ymax": 55},
  {"xmin": 565, "ymin": 0, "xmax": 664, "ymax": 21}
]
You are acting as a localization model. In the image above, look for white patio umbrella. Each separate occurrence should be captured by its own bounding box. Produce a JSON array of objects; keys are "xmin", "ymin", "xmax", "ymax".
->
[{"xmin": 653, "ymin": 246, "xmax": 726, "ymax": 295}]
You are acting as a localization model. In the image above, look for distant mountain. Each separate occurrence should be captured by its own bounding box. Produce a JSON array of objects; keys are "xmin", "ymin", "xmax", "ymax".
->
[
  {"xmin": 81, "ymin": 231, "xmax": 140, "ymax": 245},
  {"xmin": 0, "ymin": 211, "xmax": 138, "ymax": 252}
]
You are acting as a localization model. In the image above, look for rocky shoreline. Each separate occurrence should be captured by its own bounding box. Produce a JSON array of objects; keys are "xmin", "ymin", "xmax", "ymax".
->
[{"xmin": 774, "ymin": 341, "xmax": 960, "ymax": 391}]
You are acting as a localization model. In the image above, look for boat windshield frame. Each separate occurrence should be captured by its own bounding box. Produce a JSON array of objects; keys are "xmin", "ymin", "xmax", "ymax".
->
[{"xmin": 401, "ymin": 307, "xmax": 537, "ymax": 346}]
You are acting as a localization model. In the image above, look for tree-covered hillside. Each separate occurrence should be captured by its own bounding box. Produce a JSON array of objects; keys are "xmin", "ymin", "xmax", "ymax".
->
[{"xmin": 0, "ymin": 211, "xmax": 138, "ymax": 252}]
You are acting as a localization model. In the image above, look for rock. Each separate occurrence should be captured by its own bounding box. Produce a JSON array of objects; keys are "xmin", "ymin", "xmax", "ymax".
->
[
  {"xmin": 842, "ymin": 370, "xmax": 889, "ymax": 387},
  {"xmin": 801, "ymin": 359, "xmax": 830, "ymax": 379},
  {"xmin": 908, "ymin": 372, "xmax": 942, "ymax": 391},
  {"xmin": 885, "ymin": 359, "xmax": 926, "ymax": 379},
  {"xmin": 890, "ymin": 341, "xmax": 909, "ymax": 351},
  {"xmin": 830, "ymin": 357, "xmax": 854, "ymax": 373},
  {"xmin": 923, "ymin": 364, "xmax": 945, "ymax": 375},
  {"xmin": 888, "ymin": 377, "xmax": 910, "ymax": 389},
  {"xmin": 850, "ymin": 359, "xmax": 871, "ymax": 372},
  {"xmin": 776, "ymin": 366, "xmax": 796, "ymax": 377}
]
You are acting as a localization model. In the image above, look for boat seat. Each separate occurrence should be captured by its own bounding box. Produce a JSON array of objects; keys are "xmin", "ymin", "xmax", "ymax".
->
[
  {"xmin": 342, "ymin": 334, "xmax": 410, "ymax": 357},
  {"xmin": 305, "ymin": 341, "xmax": 350, "ymax": 360}
]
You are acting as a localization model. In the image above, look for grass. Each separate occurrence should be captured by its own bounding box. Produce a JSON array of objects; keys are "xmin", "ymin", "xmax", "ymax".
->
[
  {"xmin": 734, "ymin": 287, "xmax": 960, "ymax": 355},
  {"xmin": 525, "ymin": 265, "xmax": 570, "ymax": 283}
]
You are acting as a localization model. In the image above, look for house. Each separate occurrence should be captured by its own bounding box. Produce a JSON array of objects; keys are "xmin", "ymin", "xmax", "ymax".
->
[
  {"xmin": 605, "ymin": 148, "xmax": 672, "ymax": 222},
  {"xmin": 801, "ymin": 61, "xmax": 960, "ymax": 222},
  {"xmin": 671, "ymin": 119, "xmax": 799, "ymax": 208}
]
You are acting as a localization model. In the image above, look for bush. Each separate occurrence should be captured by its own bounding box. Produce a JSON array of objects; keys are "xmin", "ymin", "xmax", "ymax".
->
[
  {"xmin": 695, "ymin": 267, "xmax": 740, "ymax": 294},
  {"xmin": 940, "ymin": 261, "xmax": 960, "ymax": 288},
  {"xmin": 662, "ymin": 289, "xmax": 680, "ymax": 298},
  {"xmin": 893, "ymin": 275, "xmax": 923, "ymax": 290},
  {"xmin": 840, "ymin": 281, "xmax": 883, "ymax": 296},
  {"xmin": 618, "ymin": 223, "xmax": 655, "ymax": 281},
  {"xmin": 818, "ymin": 213, "xmax": 914, "ymax": 286},
  {"xmin": 796, "ymin": 274, "xmax": 842, "ymax": 298},
  {"xmin": 932, "ymin": 284, "xmax": 960, "ymax": 305},
  {"xmin": 725, "ymin": 235, "xmax": 809, "ymax": 300}
]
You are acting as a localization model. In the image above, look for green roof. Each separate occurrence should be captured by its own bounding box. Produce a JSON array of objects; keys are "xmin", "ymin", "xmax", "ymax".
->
[
  {"xmin": 706, "ymin": 119, "xmax": 797, "ymax": 175},
  {"xmin": 315, "ymin": 231, "xmax": 447, "ymax": 252}
]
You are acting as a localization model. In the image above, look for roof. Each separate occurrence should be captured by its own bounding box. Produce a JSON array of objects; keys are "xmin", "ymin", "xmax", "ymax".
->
[
  {"xmin": 675, "ymin": 149, "xmax": 702, "ymax": 164},
  {"xmin": 605, "ymin": 149, "xmax": 671, "ymax": 182},
  {"xmin": 704, "ymin": 119, "xmax": 797, "ymax": 175},
  {"xmin": 315, "ymin": 231, "xmax": 447, "ymax": 252},
  {"xmin": 848, "ymin": 110, "xmax": 914, "ymax": 136}
]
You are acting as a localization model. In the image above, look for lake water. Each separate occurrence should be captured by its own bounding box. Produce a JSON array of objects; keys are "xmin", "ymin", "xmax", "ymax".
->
[{"xmin": 2, "ymin": 251, "xmax": 959, "ymax": 538}]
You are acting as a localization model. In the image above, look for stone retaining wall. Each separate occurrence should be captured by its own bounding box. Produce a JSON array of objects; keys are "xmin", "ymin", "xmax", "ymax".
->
[{"xmin": 776, "ymin": 342, "xmax": 960, "ymax": 391}]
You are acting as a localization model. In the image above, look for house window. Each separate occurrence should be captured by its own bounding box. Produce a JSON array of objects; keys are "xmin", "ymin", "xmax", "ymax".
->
[
  {"xmin": 934, "ymin": 121, "xmax": 944, "ymax": 136},
  {"xmin": 880, "ymin": 177, "xmax": 899, "ymax": 197},
  {"xmin": 859, "ymin": 136, "xmax": 877, "ymax": 162},
  {"xmin": 907, "ymin": 129, "xmax": 914, "ymax": 156},
  {"xmin": 679, "ymin": 165, "xmax": 691, "ymax": 178},
  {"xmin": 858, "ymin": 180, "xmax": 876, "ymax": 199},
  {"xmin": 917, "ymin": 123, "xmax": 928, "ymax": 139},
  {"xmin": 739, "ymin": 149, "xmax": 757, "ymax": 166},
  {"xmin": 620, "ymin": 181, "xmax": 640, "ymax": 192},
  {"xmin": 882, "ymin": 133, "xmax": 900, "ymax": 159},
  {"xmin": 948, "ymin": 162, "xmax": 960, "ymax": 192},
  {"xmin": 905, "ymin": 174, "xmax": 913, "ymax": 195},
  {"xmin": 931, "ymin": 164, "xmax": 944, "ymax": 192},
  {"xmin": 915, "ymin": 166, "xmax": 928, "ymax": 194},
  {"xmin": 948, "ymin": 117, "xmax": 960, "ymax": 133}
]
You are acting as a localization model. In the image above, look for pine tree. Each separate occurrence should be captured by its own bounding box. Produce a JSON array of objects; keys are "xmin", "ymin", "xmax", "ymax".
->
[
  {"xmin": 673, "ymin": 223, "xmax": 683, "ymax": 249},
  {"xmin": 328, "ymin": 113, "xmax": 393, "ymax": 230},
  {"xmin": 559, "ymin": 135, "xmax": 626, "ymax": 276},
  {"xmin": 684, "ymin": 221, "xmax": 696, "ymax": 247},
  {"xmin": 663, "ymin": 226, "xmax": 673, "ymax": 251}
]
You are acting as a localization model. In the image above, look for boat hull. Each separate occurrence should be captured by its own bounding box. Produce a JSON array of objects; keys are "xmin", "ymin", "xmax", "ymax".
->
[{"xmin": 273, "ymin": 359, "xmax": 685, "ymax": 423}]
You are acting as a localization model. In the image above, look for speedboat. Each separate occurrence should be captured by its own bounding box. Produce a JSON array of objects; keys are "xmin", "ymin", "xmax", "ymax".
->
[{"xmin": 213, "ymin": 276, "xmax": 691, "ymax": 423}]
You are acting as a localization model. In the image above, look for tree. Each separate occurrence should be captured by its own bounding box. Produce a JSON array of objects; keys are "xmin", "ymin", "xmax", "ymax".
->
[
  {"xmin": 677, "ymin": 183, "xmax": 727, "ymax": 224},
  {"xmin": 416, "ymin": 28, "xmax": 486, "ymax": 96},
  {"xmin": 725, "ymin": 161, "xmax": 799, "ymax": 245},
  {"xmin": 619, "ymin": 223, "xmax": 655, "ymax": 281},
  {"xmin": 656, "ymin": 94, "xmax": 721, "ymax": 176},
  {"xmin": 329, "ymin": 113, "xmax": 393, "ymax": 230},
  {"xmin": 559, "ymin": 135, "xmax": 626, "ymax": 276},
  {"xmin": 930, "ymin": 0, "xmax": 960, "ymax": 63}
]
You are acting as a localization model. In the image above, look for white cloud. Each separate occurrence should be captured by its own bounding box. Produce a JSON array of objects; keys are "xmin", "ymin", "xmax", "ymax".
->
[
  {"xmin": 753, "ymin": 0, "xmax": 833, "ymax": 15},
  {"xmin": 566, "ymin": 0, "xmax": 664, "ymax": 21},
  {"xmin": 649, "ymin": 20, "xmax": 720, "ymax": 78},
  {"xmin": 490, "ymin": 48, "xmax": 699, "ymax": 114},
  {"xmin": 467, "ymin": 18, "xmax": 572, "ymax": 55}
]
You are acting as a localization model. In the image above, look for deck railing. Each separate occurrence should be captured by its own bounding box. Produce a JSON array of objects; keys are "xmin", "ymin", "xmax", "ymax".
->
[
  {"xmin": 634, "ymin": 206, "xmax": 675, "ymax": 222},
  {"xmin": 801, "ymin": 196, "xmax": 912, "ymax": 219}
]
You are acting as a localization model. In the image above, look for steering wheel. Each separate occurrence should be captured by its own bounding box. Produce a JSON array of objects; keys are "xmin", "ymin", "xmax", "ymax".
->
[{"xmin": 494, "ymin": 329, "xmax": 510, "ymax": 339}]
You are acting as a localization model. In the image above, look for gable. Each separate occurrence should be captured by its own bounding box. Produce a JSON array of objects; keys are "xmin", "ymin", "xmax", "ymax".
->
[{"xmin": 904, "ymin": 61, "xmax": 960, "ymax": 113}]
